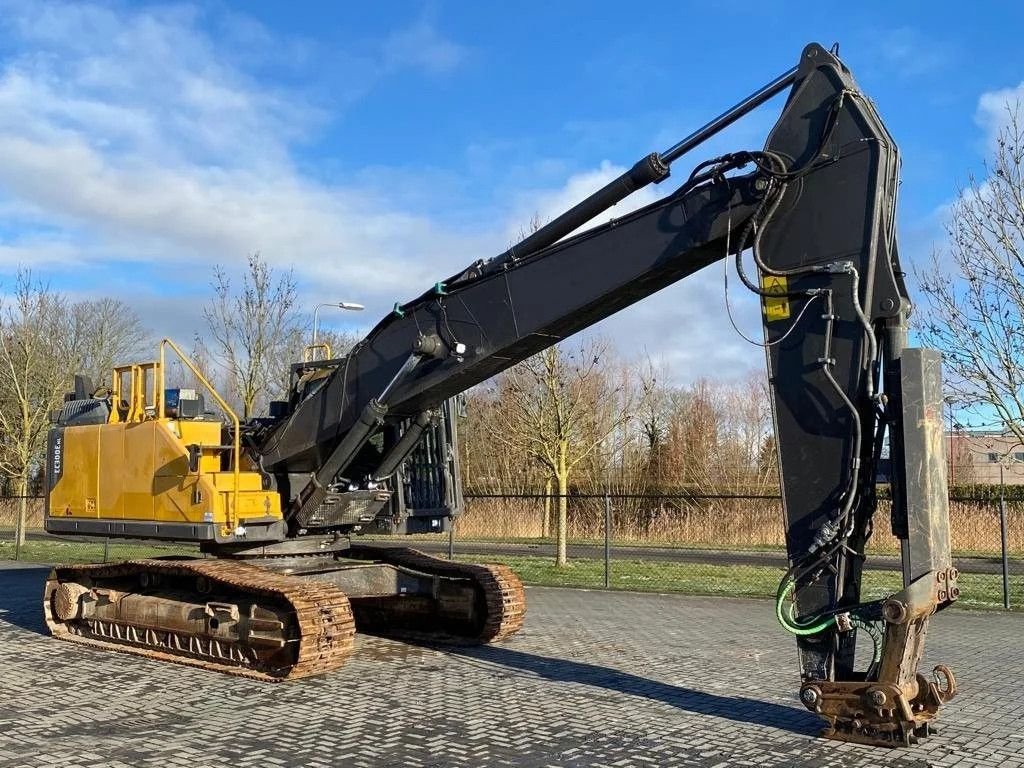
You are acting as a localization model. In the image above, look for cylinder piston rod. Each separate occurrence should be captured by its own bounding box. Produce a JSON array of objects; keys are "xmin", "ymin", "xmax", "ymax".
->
[
  {"xmin": 492, "ymin": 64, "xmax": 799, "ymax": 265},
  {"xmin": 658, "ymin": 65, "xmax": 798, "ymax": 165}
]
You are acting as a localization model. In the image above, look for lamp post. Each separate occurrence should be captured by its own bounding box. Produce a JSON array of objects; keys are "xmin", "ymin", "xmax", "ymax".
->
[
  {"xmin": 944, "ymin": 396, "xmax": 956, "ymax": 486},
  {"xmin": 999, "ymin": 458, "xmax": 1013, "ymax": 610},
  {"xmin": 312, "ymin": 301, "xmax": 364, "ymax": 348}
]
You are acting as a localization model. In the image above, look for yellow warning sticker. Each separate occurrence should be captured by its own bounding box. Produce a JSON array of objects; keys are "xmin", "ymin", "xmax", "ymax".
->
[{"xmin": 761, "ymin": 275, "xmax": 790, "ymax": 322}]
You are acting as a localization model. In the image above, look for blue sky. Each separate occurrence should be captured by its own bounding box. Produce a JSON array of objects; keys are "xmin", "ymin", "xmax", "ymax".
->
[{"xmin": 0, "ymin": 0, "xmax": 1020, "ymax": 380}]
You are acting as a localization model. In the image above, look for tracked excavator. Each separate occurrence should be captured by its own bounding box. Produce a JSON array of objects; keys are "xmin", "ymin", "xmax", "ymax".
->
[{"xmin": 43, "ymin": 43, "xmax": 958, "ymax": 746}]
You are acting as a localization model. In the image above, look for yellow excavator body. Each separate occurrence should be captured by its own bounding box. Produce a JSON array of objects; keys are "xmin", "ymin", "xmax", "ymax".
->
[
  {"xmin": 48, "ymin": 418, "xmax": 280, "ymax": 534},
  {"xmin": 45, "ymin": 340, "xmax": 284, "ymax": 544}
]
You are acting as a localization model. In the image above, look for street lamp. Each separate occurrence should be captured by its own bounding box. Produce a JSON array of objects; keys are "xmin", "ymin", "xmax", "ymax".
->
[
  {"xmin": 312, "ymin": 301, "xmax": 364, "ymax": 347},
  {"xmin": 943, "ymin": 396, "xmax": 957, "ymax": 486},
  {"xmin": 996, "ymin": 446, "xmax": 1021, "ymax": 610}
]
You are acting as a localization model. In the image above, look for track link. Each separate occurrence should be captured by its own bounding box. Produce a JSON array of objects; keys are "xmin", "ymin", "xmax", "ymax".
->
[
  {"xmin": 346, "ymin": 546, "xmax": 526, "ymax": 644},
  {"xmin": 43, "ymin": 548, "xmax": 524, "ymax": 680},
  {"xmin": 44, "ymin": 559, "xmax": 355, "ymax": 681}
]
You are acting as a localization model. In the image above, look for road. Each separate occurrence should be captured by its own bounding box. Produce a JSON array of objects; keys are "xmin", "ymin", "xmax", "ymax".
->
[
  {"xmin": 372, "ymin": 537, "xmax": 1023, "ymax": 575},
  {"xmin": 2, "ymin": 561, "xmax": 1021, "ymax": 767}
]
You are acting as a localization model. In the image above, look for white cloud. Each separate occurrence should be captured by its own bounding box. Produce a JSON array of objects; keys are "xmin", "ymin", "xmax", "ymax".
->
[
  {"xmin": 976, "ymin": 82, "xmax": 1024, "ymax": 151},
  {"xmin": 0, "ymin": 2, "xmax": 485, "ymax": 307},
  {"xmin": 905, "ymin": 81, "xmax": 1024, "ymax": 324},
  {"xmin": 381, "ymin": 19, "xmax": 468, "ymax": 75},
  {"xmin": 504, "ymin": 160, "xmax": 661, "ymax": 245},
  {"xmin": 921, "ymin": 81, "xmax": 1024, "ymax": 254},
  {"xmin": 588, "ymin": 260, "xmax": 766, "ymax": 382},
  {"xmin": 919, "ymin": 83, "xmax": 1019, "ymax": 229},
  {"xmin": 0, "ymin": 234, "xmax": 85, "ymax": 269},
  {"xmin": 0, "ymin": 1, "xmax": 765, "ymax": 383}
]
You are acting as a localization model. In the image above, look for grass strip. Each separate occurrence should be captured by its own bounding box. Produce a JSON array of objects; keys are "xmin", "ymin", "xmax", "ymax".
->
[
  {"xmin": 4, "ymin": 541, "xmax": 1018, "ymax": 611},
  {"xmin": 455, "ymin": 554, "xmax": 1022, "ymax": 611}
]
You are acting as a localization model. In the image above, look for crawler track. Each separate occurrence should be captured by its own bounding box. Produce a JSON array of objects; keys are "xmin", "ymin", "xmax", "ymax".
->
[
  {"xmin": 44, "ymin": 559, "xmax": 355, "ymax": 681},
  {"xmin": 347, "ymin": 546, "xmax": 526, "ymax": 644},
  {"xmin": 43, "ymin": 548, "xmax": 525, "ymax": 681}
]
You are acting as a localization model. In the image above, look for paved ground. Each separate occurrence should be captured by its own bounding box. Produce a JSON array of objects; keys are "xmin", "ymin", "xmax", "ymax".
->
[{"xmin": 2, "ymin": 562, "xmax": 1021, "ymax": 768}]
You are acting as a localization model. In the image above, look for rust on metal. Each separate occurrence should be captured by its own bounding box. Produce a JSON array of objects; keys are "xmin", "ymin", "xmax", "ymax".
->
[
  {"xmin": 43, "ymin": 548, "xmax": 525, "ymax": 682},
  {"xmin": 44, "ymin": 558, "xmax": 355, "ymax": 681},
  {"xmin": 799, "ymin": 567, "xmax": 959, "ymax": 747},
  {"xmin": 803, "ymin": 663, "xmax": 957, "ymax": 747},
  {"xmin": 344, "ymin": 546, "xmax": 526, "ymax": 644}
]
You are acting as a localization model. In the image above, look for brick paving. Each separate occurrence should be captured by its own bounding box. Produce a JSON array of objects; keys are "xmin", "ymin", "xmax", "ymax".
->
[{"xmin": 1, "ymin": 561, "xmax": 1021, "ymax": 767}]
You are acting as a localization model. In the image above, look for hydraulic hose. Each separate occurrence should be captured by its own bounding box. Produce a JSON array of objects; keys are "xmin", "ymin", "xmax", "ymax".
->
[
  {"xmin": 853, "ymin": 617, "xmax": 884, "ymax": 668},
  {"xmin": 775, "ymin": 578, "xmax": 836, "ymax": 636},
  {"xmin": 776, "ymin": 578, "xmax": 886, "ymax": 680}
]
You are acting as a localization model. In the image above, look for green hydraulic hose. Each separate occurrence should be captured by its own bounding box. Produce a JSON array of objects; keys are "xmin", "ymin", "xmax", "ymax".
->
[
  {"xmin": 775, "ymin": 578, "xmax": 837, "ymax": 636},
  {"xmin": 775, "ymin": 578, "xmax": 885, "ymax": 681}
]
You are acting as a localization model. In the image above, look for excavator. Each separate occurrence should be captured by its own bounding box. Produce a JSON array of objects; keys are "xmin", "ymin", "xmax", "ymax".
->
[{"xmin": 43, "ymin": 43, "xmax": 958, "ymax": 747}]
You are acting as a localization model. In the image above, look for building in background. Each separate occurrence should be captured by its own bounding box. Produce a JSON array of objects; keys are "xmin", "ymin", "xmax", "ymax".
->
[{"xmin": 945, "ymin": 431, "xmax": 1024, "ymax": 486}]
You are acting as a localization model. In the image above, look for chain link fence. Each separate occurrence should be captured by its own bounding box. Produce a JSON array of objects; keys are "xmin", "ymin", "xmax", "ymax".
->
[
  {"xmin": 0, "ymin": 496, "xmax": 199, "ymax": 564},
  {"xmin": 3, "ymin": 492, "xmax": 1020, "ymax": 610},
  {"xmin": 439, "ymin": 492, "xmax": 1021, "ymax": 611}
]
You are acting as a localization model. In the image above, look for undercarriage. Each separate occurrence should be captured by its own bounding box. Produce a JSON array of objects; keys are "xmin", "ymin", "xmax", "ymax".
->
[{"xmin": 44, "ymin": 541, "xmax": 526, "ymax": 681}]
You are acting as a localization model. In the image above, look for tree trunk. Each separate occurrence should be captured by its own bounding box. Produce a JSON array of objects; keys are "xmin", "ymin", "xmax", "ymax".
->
[
  {"xmin": 555, "ymin": 470, "xmax": 569, "ymax": 567},
  {"xmin": 15, "ymin": 473, "xmax": 28, "ymax": 547},
  {"xmin": 542, "ymin": 476, "xmax": 552, "ymax": 538}
]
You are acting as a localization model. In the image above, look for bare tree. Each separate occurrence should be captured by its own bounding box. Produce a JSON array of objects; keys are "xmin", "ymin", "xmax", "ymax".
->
[
  {"xmin": 202, "ymin": 253, "xmax": 302, "ymax": 419},
  {"xmin": 70, "ymin": 297, "xmax": 148, "ymax": 387},
  {"xmin": 0, "ymin": 277, "xmax": 147, "ymax": 544},
  {"xmin": 719, "ymin": 372, "xmax": 777, "ymax": 491},
  {"xmin": 643, "ymin": 379, "xmax": 722, "ymax": 491},
  {"xmin": 635, "ymin": 355, "xmax": 679, "ymax": 487},
  {"xmin": 0, "ymin": 273, "xmax": 75, "ymax": 545},
  {"xmin": 459, "ymin": 385, "xmax": 545, "ymax": 494},
  {"xmin": 489, "ymin": 338, "xmax": 634, "ymax": 566},
  {"xmin": 917, "ymin": 102, "xmax": 1024, "ymax": 442}
]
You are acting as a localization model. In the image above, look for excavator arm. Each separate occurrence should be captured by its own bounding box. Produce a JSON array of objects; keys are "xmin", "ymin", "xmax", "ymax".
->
[
  {"xmin": 255, "ymin": 43, "xmax": 957, "ymax": 745},
  {"xmin": 42, "ymin": 42, "xmax": 956, "ymax": 745}
]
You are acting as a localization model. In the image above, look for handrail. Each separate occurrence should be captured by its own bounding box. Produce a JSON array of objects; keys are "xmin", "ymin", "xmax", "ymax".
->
[
  {"xmin": 303, "ymin": 342, "xmax": 332, "ymax": 363},
  {"xmin": 110, "ymin": 361, "xmax": 158, "ymax": 424},
  {"xmin": 158, "ymin": 338, "xmax": 241, "ymax": 533},
  {"xmin": 109, "ymin": 366, "xmax": 123, "ymax": 423},
  {"xmin": 128, "ymin": 364, "xmax": 143, "ymax": 422}
]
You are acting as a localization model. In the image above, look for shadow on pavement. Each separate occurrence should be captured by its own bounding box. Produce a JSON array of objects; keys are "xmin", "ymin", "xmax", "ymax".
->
[
  {"xmin": 448, "ymin": 643, "xmax": 822, "ymax": 738},
  {"xmin": 0, "ymin": 565, "xmax": 50, "ymax": 635},
  {"xmin": 0, "ymin": 563, "xmax": 820, "ymax": 740}
]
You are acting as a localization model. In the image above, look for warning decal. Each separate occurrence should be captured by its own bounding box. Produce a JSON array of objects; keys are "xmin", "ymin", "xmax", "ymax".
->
[{"xmin": 761, "ymin": 275, "xmax": 790, "ymax": 322}]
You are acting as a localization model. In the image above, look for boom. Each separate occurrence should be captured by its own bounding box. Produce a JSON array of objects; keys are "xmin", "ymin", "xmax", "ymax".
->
[
  {"xmin": 44, "ymin": 43, "xmax": 957, "ymax": 746},
  {"xmin": 260, "ymin": 43, "xmax": 956, "ymax": 744}
]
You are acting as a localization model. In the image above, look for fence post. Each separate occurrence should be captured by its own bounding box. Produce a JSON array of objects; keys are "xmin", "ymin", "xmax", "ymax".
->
[
  {"xmin": 447, "ymin": 517, "xmax": 455, "ymax": 561},
  {"xmin": 103, "ymin": 537, "xmax": 110, "ymax": 564},
  {"xmin": 604, "ymin": 493, "xmax": 611, "ymax": 589},
  {"xmin": 14, "ymin": 511, "xmax": 22, "ymax": 561},
  {"xmin": 999, "ymin": 488, "xmax": 1010, "ymax": 610}
]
